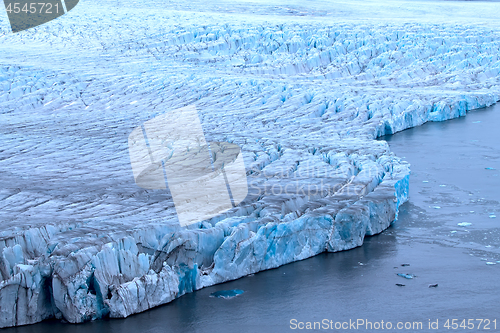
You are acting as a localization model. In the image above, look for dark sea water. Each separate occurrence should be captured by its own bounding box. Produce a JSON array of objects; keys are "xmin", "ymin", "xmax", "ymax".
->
[{"xmin": 5, "ymin": 104, "xmax": 500, "ymax": 333}]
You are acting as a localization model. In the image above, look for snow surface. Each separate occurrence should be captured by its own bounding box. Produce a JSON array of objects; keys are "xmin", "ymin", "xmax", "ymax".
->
[{"xmin": 0, "ymin": 0, "xmax": 499, "ymax": 327}]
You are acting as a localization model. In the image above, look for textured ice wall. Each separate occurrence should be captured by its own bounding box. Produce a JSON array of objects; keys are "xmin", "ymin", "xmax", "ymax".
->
[
  {"xmin": 0, "ymin": 0, "xmax": 499, "ymax": 327},
  {"xmin": 0, "ymin": 150, "xmax": 410, "ymax": 323}
]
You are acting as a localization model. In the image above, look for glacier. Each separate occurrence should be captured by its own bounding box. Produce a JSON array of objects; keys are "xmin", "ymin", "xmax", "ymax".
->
[{"xmin": 1, "ymin": 0, "xmax": 500, "ymax": 327}]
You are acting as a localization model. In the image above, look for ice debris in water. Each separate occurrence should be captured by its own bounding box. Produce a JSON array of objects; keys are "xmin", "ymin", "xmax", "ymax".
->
[
  {"xmin": 210, "ymin": 289, "xmax": 244, "ymax": 299},
  {"xmin": 457, "ymin": 222, "xmax": 472, "ymax": 227},
  {"xmin": 397, "ymin": 273, "xmax": 416, "ymax": 279}
]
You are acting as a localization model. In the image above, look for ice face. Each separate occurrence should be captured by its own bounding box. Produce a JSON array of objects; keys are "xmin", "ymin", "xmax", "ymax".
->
[{"xmin": 0, "ymin": 0, "xmax": 499, "ymax": 328}]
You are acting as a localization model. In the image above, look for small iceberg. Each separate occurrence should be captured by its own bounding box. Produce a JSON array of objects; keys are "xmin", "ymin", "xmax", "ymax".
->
[
  {"xmin": 457, "ymin": 222, "xmax": 472, "ymax": 227},
  {"xmin": 397, "ymin": 273, "xmax": 416, "ymax": 279},
  {"xmin": 210, "ymin": 289, "xmax": 245, "ymax": 299}
]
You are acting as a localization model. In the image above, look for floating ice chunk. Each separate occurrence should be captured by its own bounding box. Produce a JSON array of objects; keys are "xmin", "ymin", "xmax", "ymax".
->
[
  {"xmin": 457, "ymin": 222, "xmax": 472, "ymax": 227},
  {"xmin": 397, "ymin": 273, "xmax": 415, "ymax": 279},
  {"xmin": 210, "ymin": 289, "xmax": 244, "ymax": 299},
  {"xmin": 486, "ymin": 262, "xmax": 496, "ymax": 265}
]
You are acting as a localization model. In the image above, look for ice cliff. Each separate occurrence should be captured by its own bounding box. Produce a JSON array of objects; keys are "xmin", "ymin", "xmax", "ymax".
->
[{"xmin": 1, "ymin": 0, "xmax": 500, "ymax": 327}]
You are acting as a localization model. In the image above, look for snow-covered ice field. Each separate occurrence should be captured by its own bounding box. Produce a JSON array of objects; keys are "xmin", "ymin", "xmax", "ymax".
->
[{"xmin": 0, "ymin": 0, "xmax": 499, "ymax": 327}]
